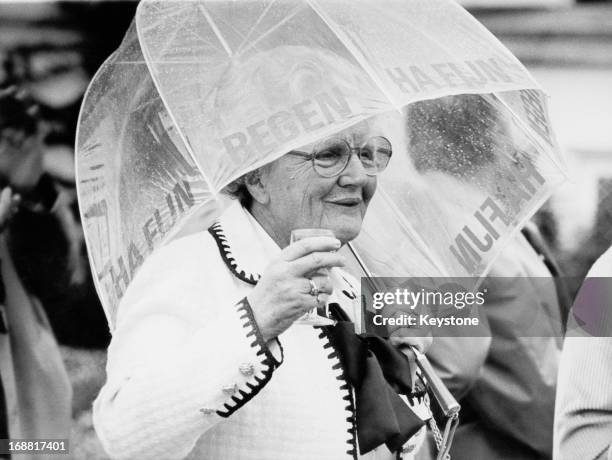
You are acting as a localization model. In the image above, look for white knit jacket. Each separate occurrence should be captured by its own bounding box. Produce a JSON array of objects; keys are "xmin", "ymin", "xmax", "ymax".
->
[{"xmin": 93, "ymin": 201, "xmax": 428, "ymax": 460}]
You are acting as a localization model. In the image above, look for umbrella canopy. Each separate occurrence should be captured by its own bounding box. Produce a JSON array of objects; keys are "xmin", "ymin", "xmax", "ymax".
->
[{"xmin": 76, "ymin": 0, "xmax": 567, "ymax": 329}]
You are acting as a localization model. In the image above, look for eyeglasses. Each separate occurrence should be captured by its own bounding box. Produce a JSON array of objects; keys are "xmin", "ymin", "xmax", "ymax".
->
[{"xmin": 288, "ymin": 136, "xmax": 392, "ymax": 178}]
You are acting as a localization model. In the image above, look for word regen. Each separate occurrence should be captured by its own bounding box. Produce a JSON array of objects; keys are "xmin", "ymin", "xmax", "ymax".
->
[{"xmin": 221, "ymin": 87, "xmax": 353, "ymax": 158}]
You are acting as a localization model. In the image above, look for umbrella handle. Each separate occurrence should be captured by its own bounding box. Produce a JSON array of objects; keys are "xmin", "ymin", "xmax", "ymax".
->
[{"xmin": 411, "ymin": 347, "xmax": 461, "ymax": 418}]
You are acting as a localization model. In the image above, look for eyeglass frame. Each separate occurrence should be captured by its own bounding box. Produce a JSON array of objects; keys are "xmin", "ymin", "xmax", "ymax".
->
[{"xmin": 287, "ymin": 135, "xmax": 393, "ymax": 178}]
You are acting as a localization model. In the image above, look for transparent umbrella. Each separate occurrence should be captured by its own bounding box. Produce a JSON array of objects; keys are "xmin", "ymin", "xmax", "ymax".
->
[{"xmin": 76, "ymin": 0, "xmax": 567, "ymax": 330}]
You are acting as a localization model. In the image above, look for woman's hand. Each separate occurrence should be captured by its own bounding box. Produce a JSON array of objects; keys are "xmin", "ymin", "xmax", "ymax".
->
[
  {"xmin": 248, "ymin": 236, "xmax": 345, "ymax": 342},
  {"xmin": 389, "ymin": 334, "xmax": 433, "ymax": 355},
  {"xmin": 384, "ymin": 306, "xmax": 433, "ymax": 362},
  {"xmin": 388, "ymin": 323, "xmax": 432, "ymax": 389}
]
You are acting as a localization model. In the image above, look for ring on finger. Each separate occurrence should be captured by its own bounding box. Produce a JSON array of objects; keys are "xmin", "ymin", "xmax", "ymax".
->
[{"xmin": 308, "ymin": 278, "xmax": 320, "ymax": 297}]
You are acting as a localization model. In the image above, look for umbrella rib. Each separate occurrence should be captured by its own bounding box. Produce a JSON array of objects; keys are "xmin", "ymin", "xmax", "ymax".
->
[
  {"xmin": 135, "ymin": 12, "xmax": 219, "ymax": 198},
  {"xmin": 238, "ymin": 5, "xmax": 304, "ymax": 56},
  {"xmin": 144, "ymin": 8, "xmax": 217, "ymax": 54},
  {"xmin": 346, "ymin": 242, "xmax": 384, "ymax": 292},
  {"xmin": 235, "ymin": 0, "xmax": 275, "ymax": 56},
  {"xmin": 205, "ymin": 11, "xmax": 253, "ymax": 53},
  {"xmin": 306, "ymin": 0, "xmax": 400, "ymax": 112},
  {"xmin": 493, "ymin": 93, "xmax": 568, "ymax": 176},
  {"xmin": 156, "ymin": 14, "xmax": 203, "ymax": 63},
  {"xmin": 197, "ymin": 4, "xmax": 233, "ymax": 57}
]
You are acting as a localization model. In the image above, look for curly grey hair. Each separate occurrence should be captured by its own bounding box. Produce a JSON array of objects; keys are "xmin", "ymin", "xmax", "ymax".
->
[{"xmin": 222, "ymin": 167, "xmax": 266, "ymax": 209}]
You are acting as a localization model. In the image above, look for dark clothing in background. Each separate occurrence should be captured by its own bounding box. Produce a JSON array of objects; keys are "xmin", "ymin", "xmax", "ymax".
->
[
  {"xmin": 0, "ymin": 235, "xmax": 71, "ymax": 456},
  {"xmin": 521, "ymin": 222, "xmax": 572, "ymax": 328},
  {"xmin": 8, "ymin": 203, "xmax": 109, "ymax": 348},
  {"xmin": 427, "ymin": 225, "xmax": 566, "ymax": 460}
]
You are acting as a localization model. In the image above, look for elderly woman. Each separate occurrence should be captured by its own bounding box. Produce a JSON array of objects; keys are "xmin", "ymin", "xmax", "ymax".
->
[{"xmin": 93, "ymin": 46, "xmax": 431, "ymax": 460}]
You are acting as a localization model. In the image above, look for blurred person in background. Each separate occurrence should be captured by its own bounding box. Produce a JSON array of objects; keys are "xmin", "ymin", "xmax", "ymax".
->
[
  {"xmin": 555, "ymin": 247, "xmax": 612, "ymax": 459},
  {"xmin": 0, "ymin": 86, "xmax": 71, "ymax": 459},
  {"xmin": 407, "ymin": 94, "xmax": 569, "ymax": 459}
]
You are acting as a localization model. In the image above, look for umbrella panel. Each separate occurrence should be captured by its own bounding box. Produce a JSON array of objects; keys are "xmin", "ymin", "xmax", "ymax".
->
[{"xmin": 76, "ymin": 23, "xmax": 216, "ymax": 325}]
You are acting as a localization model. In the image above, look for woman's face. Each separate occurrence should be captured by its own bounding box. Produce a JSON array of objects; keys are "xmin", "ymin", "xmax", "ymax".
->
[{"xmin": 259, "ymin": 121, "xmax": 379, "ymax": 246}]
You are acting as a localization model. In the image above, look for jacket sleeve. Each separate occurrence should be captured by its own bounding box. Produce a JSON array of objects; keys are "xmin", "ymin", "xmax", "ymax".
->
[
  {"xmin": 463, "ymin": 273, "xmax": 560, "ymax": 457},
  {"xmin": 554, "ymin": 261, "xmax": 612, "ymax": 460},
  {"xmin": 555, "ymin": 336, "xmax": 612, "ymax": 460},
  {"xmin": 426, "ymin": 335, "xmax": 491, "ymax": 400},
  {"xmin": 425, "ymin": 292, "xmax": 492, "ymax": 400},
  {"xmin": 92, "ymin": 234, "xmax": 283, "ymax": 460}
]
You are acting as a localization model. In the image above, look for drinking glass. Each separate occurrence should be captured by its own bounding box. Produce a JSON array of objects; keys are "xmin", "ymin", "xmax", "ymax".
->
[{"xmin": 290, "ymin": 228, "xmax": 336, "ymax": 326}]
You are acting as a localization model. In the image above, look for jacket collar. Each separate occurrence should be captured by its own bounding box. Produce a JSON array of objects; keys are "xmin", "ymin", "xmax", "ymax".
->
[{"xmin": 208, "ymin": 201, "xmax": 280, "ymax": 285}]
